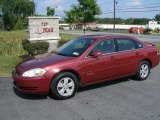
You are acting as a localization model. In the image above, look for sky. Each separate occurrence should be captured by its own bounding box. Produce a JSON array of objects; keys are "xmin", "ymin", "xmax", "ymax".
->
[{"xmin": 34, "ymin": 0, "xmax": 160, "ymax": 19}]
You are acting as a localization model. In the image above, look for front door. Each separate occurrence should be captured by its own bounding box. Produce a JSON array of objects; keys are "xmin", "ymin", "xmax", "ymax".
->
[{"xmin": 83, "ymin": 39, "xmax": 118, "ymax": 83}]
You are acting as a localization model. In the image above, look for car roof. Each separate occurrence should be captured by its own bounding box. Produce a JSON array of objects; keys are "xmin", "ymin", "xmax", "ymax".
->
[{"xmin": 79, "ymin": 35, "xmax": 136, "ymax": 40}]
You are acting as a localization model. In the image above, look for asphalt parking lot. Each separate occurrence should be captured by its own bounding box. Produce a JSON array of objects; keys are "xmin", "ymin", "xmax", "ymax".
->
[{"xmin": 0, "ymin": 65, "xmax": 160, "ymax": 120}]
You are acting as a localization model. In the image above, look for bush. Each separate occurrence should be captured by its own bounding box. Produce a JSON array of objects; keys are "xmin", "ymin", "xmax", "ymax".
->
[
  {"xmin": 58, "ymin": 39, "xmax": 69, "ymax": 47},
  {"xmin": 22, "ymin": 39, "xmax": 49, "ymax": 56},
  {"xmin": 153, "ymin": 29, "xmax": 160, "ymax": 33},
  {"xmin": 98, "ymin": 28, "xmax": 104, "ymax": 31},
  {"xmin": 143, "ymin": 28, "xmax": 152, "ymax": 34},
  {"xmin": 0, "ymin": 20, "xmax": 3, "ymax": 30}
]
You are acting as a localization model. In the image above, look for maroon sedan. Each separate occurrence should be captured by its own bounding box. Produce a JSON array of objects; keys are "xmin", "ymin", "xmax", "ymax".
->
[{"xmin": 12, "ymin": 35, "xmax": 160, "ymax": 99}]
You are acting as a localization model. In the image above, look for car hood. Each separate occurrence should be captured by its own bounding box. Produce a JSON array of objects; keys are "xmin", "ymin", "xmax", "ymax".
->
[{"xmin": 15, "ymin": 53, "xmax": 75, "ymax": 75}]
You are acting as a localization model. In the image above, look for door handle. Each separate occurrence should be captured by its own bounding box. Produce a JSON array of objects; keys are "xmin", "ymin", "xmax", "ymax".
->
[
  {"xmin": 111, "ymin": 56, "xmax": 117, "ymax": 60},
  {"xmin": 136, "ymin": 52, "xmax": 140, "ymax": 55}
]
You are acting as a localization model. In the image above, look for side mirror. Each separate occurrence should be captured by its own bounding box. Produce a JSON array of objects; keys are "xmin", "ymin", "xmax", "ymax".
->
[{"xmin": 90, "ymin": 50, "xmax": 102, "ymax": 58}]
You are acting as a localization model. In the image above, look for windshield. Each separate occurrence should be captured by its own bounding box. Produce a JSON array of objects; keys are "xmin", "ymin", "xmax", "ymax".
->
[{"xmin": 56, "ymin": 37, "xmax": 96, "ymax": 57}]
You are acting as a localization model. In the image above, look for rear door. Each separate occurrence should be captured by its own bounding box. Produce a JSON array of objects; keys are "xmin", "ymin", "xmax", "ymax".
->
[{"xmin": 115, "ymin": 38, "xmax": 142, "ymax": 76}]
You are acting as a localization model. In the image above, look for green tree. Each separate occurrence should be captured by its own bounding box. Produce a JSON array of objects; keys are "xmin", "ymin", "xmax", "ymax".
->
[
  {"xmin": 125, "ymin": 18, "xmax": 150, "ymax": 25},
  {"xmin": 64, "ymin": 5, "xmax": 79, "ymax": 25},
  {"xmin": 46, "ymin": 6, "xmax": 55, "ymax": 16},
  {"xmin": 125, "ymin": 18, "xmax": 134, "ymax": 24},
  {"xmin": 155, "ymin": 13, "xmax": 160, "ymax": 23},
  {"xmin": 77, "ymin": 0, "xmax": 101, "ymax": 22},
  {"xmin": 0, "ymin": 0, "xmax": 35, "ymax": 30},
  {"xmin": 98, "ymin": 18, "xmax": 125, "ymax": 24},
  {"xmin": 65, "ymin": 0, "xmax": 101, "ymax": 34}
]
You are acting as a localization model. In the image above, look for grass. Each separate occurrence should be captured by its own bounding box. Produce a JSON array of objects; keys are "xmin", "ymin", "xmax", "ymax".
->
[
  {"xmin": 0, "ymin": 31, "xmax": 79, "ymax": 77},
  {"xmin": 60, "ymin": 33, "xmax": 79, "ymax": 40},
  {"xmin": 0, "ymin": 31, "xmax": 79, "ymax": 57},
  {"xmin": 0, "ymin": 30, "xmax": 28, "ymax": 57},
  {"xmin": 156, "ymin": 43, "xmax": 160, "ymax": 49},
  {"xmin": 0, "ymin": 30, "xmax": 27, "ymax": 76},
  {"xmin": 0, "ymin": 56, "xmax": 21, "ymax": 77}
]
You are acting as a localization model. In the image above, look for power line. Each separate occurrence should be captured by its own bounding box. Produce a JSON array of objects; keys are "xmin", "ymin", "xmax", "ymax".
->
[
  {"xmin": 125, "ymin": 2, "xmax": 160, "ymax": 7},
  {"xmin": 103, "ymin": 4, "xmax": 160, "ymax": 12},
  {"xmin": 102, "ymin": 9, "xmax": 160, "ymax": 14},
  {"xmin": 103, "ymin": 5, "xmax": 160, "ymax": 12}
]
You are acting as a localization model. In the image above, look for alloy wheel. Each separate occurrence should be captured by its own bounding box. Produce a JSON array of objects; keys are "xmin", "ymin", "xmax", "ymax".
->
[
  {"xmin": 140, "ymin": 64, "xmax": 149, "ymax": 79},
  {"xmin": 57, "ymin": 77, "xmax": 75, "ymax": 97}
]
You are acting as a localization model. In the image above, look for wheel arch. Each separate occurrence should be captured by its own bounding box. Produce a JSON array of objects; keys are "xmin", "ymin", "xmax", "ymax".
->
[
  {"xmin": 51, "ymin": 69, "xmax": 81, "ymax": 85},
  {"xmin": 141, "ymin": 58, "xmax": 152, "ymax": 68}
]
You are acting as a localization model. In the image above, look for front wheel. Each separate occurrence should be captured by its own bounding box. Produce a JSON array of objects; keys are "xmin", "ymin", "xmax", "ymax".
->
[
  {"xmin": 50, "ymin": 72, "xmax": 79, "ymax": 100},
  {"xmin": 135, "ymin": 61, "xmax": 150, "ymax": 80}
]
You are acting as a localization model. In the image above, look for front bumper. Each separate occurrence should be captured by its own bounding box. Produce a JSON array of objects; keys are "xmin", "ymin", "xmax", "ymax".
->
[{"xmin": 12, "ymin": 71, "xmax": 51, "ymax": 94}]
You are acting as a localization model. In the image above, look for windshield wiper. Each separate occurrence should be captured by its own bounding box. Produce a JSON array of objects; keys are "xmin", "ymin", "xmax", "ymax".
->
[
  {"xmin": 55, "ymin": 51, "xmax": 77, "ymax": 57},
  {"xmin": 55, "ymin": 52, "xmax": 68, "ymax": 56}
]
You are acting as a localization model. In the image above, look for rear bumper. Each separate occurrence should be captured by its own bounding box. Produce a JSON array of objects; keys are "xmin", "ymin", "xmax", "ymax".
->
[{"xmin": 12, "ymin": 71, "xmax": 51, "ymax": 94}]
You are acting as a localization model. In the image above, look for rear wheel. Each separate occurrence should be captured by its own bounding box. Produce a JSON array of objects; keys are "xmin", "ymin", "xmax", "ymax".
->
[
  {"xmin": 135, "ymin": 61, "xmax": 150, "ymax": 80},
  {"xmin": 50, "ymin": 72, "xmax": 79, "ymax": 100}
]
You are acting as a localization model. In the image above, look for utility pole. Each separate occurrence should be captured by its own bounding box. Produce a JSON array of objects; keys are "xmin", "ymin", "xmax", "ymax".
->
[{"xmin": 113, "ymin": 0, "xmax": 116, "ymax": 32}]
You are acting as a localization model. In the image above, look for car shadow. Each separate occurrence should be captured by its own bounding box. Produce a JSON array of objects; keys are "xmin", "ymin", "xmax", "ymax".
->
[
  {"xmin": 78, "ymin": 77, "xmax": 131, "ymax": 92},
  {"xmin": 13, "ymin": 77, "xmax": 135, "ymax": 100},
  {"xmin": 49, "ymin": 77, "xmax": 133, "ymax": 100},
  {"xmin": 13, "ymin": 87, "xmax": 48, "ymax": 100}
]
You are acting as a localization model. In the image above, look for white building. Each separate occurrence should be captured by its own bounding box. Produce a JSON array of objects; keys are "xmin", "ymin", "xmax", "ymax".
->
[{"xmin": 146, "ymin": 20, "xmax": 160, "ymax": 30}]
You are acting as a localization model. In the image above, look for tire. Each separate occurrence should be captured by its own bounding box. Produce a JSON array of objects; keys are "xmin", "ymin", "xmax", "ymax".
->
[
  {"xmin": 135, "ymin": 61, "xmax": 150, "ymax": 80},
  {"xmin": 50, "ymin": 72, "xmax": 79, "ymax": 100}
]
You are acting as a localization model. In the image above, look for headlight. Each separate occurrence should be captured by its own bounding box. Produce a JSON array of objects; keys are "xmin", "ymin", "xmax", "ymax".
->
[{"xmin": 22, "ymin": 68, "xmax": 46, "ymax": 77}]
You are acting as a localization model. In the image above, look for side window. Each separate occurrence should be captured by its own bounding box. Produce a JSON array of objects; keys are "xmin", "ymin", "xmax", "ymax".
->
[
  {"xmin": 135, "ymin": 41, "xmax": 143, "ymax": 49},
  {"xmin": 91, "ymin": 39, "xmax": 115, "ymax": 54},
  {"xmin": 117, "ymin": 38, "xmax": 136, "ymax": 51}
]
